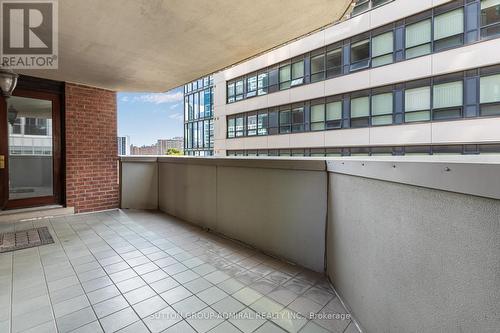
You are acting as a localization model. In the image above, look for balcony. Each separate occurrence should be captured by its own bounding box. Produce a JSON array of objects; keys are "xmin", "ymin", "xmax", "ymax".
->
[{"xmin": 0, "ymin": 155, "xmax": 499, "ymax": 332}]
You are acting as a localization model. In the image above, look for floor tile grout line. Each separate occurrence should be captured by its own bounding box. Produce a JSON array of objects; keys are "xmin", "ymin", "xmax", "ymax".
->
[
  {"xmin": 107, "ymin": 212, "xmax": 299, "ymax": 333},
  {"xmin": 50, "ymin": 217, "xmax": 108, "ymax": 333},
  {"xmin": 37, "ymin": 238, "xmax": 61, "ymax": 333},
  {"xmin": 103, "ymin": 211, "xmax": 225, "ymax": 333},
  {"xmin": 9, "ymin": 247, "xmax": 13, "ymax": 333},
  {"xmin": 45, "ymin": 210, "xmax": 345, "ymax": 333},
  {"xmin": 106, "ymin": 213, "xmax": 281, "ymax": 333},
  {"xmin": 76, "ymin": 212, "xmax": 169, "ymax": 332},
  {"xmin": 95, "ymin": 211, "xmax": 202, "ymax": 333}
]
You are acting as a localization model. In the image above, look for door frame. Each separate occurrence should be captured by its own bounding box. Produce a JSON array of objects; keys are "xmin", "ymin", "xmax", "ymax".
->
[
  {"xmin": 0, "ymin": 96, "xmax": 7, "ymax": 209},
  {"xmin": 1, "ymin": 87, "xmax": 63, "ymax": 210}
]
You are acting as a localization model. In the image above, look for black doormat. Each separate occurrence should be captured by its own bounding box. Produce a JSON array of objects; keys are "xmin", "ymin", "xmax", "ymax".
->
[{"xmin": 0, "ymin": 227, "xmax": 54, "ymax": 253}]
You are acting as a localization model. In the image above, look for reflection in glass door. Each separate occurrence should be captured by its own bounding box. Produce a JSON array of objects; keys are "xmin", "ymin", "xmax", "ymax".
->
[{"xmin": 7, "ymin": 96, "xmax": 54, "ymax": 200}]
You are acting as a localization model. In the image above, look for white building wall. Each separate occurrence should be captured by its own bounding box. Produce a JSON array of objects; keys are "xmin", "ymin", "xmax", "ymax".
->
[{"xmin": 213, "ymin": 0, "xmax": 500, "ymax": 156}]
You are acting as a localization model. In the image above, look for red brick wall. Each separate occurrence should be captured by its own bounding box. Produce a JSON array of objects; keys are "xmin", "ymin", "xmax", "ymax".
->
[{"xmin": 65, "ymin": 83, "xmax": 119, "ymax": 213}]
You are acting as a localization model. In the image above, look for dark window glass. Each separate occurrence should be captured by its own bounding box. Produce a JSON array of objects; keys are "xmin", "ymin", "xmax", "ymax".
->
[
  {"xmin": 404, "ymin": 146, "xmax": 431, "ymax": 155},
  {"xmin": 235, "ymin": 116, "xmax": 245, "ymax": 137},
  {"xmin": 204, "ymin": 89, "xmax": 211, "ymax": 115},
  {"xmin": 371, "ymin": 147, "xmax": 394, "ymax": 155},
  {"xmin": 481, "ymin": 0, "xmax": 500, "ymax": 38},
  {"xmin": 311, "ymin": 54, "xmax": 325, "ymax": 82},
  {"xmin": 350, "ymin": 39, "xmax": 370, "ymax": 71},
  {"xmin": 268, "ymin": 110, "xmax": 279, "ymax": 134},
  {"xmin": 227, "ymin": 82, "xmax": 235, "ymax": 103},
  {"xmin": 326, "ymin": 148, "xmax": 342, "ymax": 156},
  {"xmin": 235, "ymin": 80, "xmax": 244, "ymax": 101},
  {"xmin": 432, "ymin": 145, "xmax": 463, "ymax": 155},
  {"xmin": 372, "ymin": 0, "xmax": 391, "ymax": 7},
  {"xmin": 247, "ymin": 75, "xmax": 257, "ymax": 97},
  {"xmin": 291, "ymin": 107, "xmax": 305, "ymax": 132},
  {"xmin": 258, "ymin": 112, "xmax": 268, "ymax": 135},
  {"xmin": 291, "ymin": 60, "xmax": 305, "ymax": 86},
  {"xmin": 326, "ymin": 48, "xmax": 342, "ymax": 78},
  {"xmin": 247, "ymin": 114, "xmax": 257, "ymax": 136},
  {"xmin": 258, "ymin": 72, "xmax": 269, "ymax": 95},
  {"xmin": 479, "ymin": 144, "xmax": 500, "ymax": 154},
  {"xmin": 352, "ymin": 0, "xmax": 370, "ymax": 16},
  {"xmin": 279, "ymin": 65, "xmax": 291, "ymax": 90},
  {"xmin": 279, "ymin": 110, "xmax": 291, "ymax": 133}
]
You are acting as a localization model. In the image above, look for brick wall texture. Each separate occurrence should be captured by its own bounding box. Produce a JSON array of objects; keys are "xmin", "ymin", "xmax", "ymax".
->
[{"xmin": 65, "ymin": 83, "xmax": 119, "ymax": 213}]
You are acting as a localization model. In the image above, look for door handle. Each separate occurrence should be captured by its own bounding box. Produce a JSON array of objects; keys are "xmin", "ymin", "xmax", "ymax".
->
[{"xmin": 0, "ymin": 155, "xmax": 4, "ymax": 169}]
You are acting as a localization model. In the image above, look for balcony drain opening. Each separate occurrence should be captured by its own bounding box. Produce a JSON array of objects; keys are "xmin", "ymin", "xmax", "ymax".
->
[{"xmin": 0, "ymin": 227, "xmax": 54, "ymax": 253}]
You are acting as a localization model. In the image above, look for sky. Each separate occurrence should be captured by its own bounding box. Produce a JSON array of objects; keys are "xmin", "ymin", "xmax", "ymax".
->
[{"xmin": 117, "ymin": 87, "xmax": 184, "ymax": 146}]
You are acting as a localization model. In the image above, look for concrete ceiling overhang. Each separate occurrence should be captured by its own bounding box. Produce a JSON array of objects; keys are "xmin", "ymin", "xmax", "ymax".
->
[{"xmin": 18, "ymin": 0, "xmax": 352, "ymax": 92}]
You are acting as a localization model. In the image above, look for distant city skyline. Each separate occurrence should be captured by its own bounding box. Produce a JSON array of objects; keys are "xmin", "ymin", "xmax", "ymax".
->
[{"xmin": 117, "ymin": 87, "xmax": 184, "ymax": 146}]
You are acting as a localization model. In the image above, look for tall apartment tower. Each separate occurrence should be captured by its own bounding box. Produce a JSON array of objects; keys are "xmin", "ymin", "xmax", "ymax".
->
[
  {"xmin": 183, "ymin": 75, "xmax": 214, "ymax": 156},
  {"xmin": 179, "ymin": 0, "xmax": 499, "ymax": 157},
  {"xmin": 117, "ymin": 136, "xmax": 130, "ymax": 156}
]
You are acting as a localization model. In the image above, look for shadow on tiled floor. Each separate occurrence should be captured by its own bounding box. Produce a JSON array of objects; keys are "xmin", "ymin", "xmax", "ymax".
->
[{"xmin": 0, "ymin": 209, "xmax": 359, "ymax": 333}]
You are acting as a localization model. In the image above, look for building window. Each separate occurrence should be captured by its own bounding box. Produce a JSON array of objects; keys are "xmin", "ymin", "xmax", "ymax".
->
[
  {"xmin": 204, "ymin": 89, "xmax": 211, "ymax": 116},
  {"xmin": 433, "ymin": 8, "xmax": 464, "ymax": 51},
  {"xmin": 372, "ymin": 0, "xmax": 391, "ymax": 7},
  {"xmin": 432, "ymin": 81, "xmax": 463, "ymax": 120},
  {"xmin": 268, "ymin": 109, "xmax": 279, "ymax": 135},
  {"xmin": 247, "ymin": 75, "xmax": 257, "ymax": 98},
  {"xmin": 311, "ymin": 103, "xmax": 325, "ymax": 130},
  {"xmin": 247, "ymin": 113, "xmax": 257, "ymax": 136},
  {"xmin": 481, "ymin": 0, "xmax": 500, "ymax": 38},
  {"xmin": 279, "ymin": 109, "xmax": 291, "ymax": 133},
  {"xmin": 291, "ymin": 60, "xmax": 305, "ymax": 87},
  {"xmin": 258, "ymin": 111, "xmax": 268, "ymax": 135},
  {"xmin": 235, "ymin": 115, "xmax": 245, "ymax": 137},
  {"xmin": 480, "ymin": 73, "xmax": 500, "ymax": 116},
  {"xmin": 199, "ymin": 91, "xmax": 205, "ymax": 119},
  {"xmin": 350, "ymin": 39, "xmax": 370, "ymax": 71},
  {"xmin": 371, "ymin": 31, "xmax": 393, "ymax": 67},
  {"xmin": 371, "ymin": 93, "xmax": 393, "ymax": 125},
  {"xmin": 405, "ymin": 86, "xmax": 431, "ymax": 122},
  {"xmin": 193, "ymin": 93, "xmax": 199, "ymax": 119},
  {"xmin": 12, "ymin": 118, "xmax": 22, "ymax": 134},
  {"xmin": 350, "ymin": 96, "xmax": 370, "ymax": 127},
  {"xmin": 291, "ymin": 106, "xmax": 305, "ymax": 132},
  {"xmin": 227, "ymin": 82, "xmax": 235, "ymax": 103},
  {"xmin": 235, "ymin": 80, "xmax": 244, "ymax": 101},
  {"xmin": 352, "ymin": 0, "xmax": 370, "ymax": 16},
  {"xmin": 326, "ymin": 101, "xmax": 343, "ymax": 129},
  {"xmin": 257, "ymin": 72, "xmax": 269, "ymax": 95},
  {"xmin": 311, "ymin": 53, "xmax": 325, "ymax": 83},
  {"xmin": 279, "ymin": 64, "xmax": 291, "ymax": 90},
  {"xmin": 405, "ymin": 19, "xmax": 432, "ymax": 59},
  {"xmin": 204, "ymin": 120, "xmax": 210, "ymax": 148},
  {"xmin": 188, "ymin": 94, "xmax": 194, "ymax": 120},
  {"xmin": 404, "ymin": 146, "xmax": 431, "ymax": 155},
  {"xmin": 326, "ymin": 47, "xmax": 342, "ymax": 78}
]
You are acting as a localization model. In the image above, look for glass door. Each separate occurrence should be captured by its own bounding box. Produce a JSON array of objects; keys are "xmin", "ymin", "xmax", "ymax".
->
[{"xmin": 0, "ymin": 90, "xmax": 61, "ymax": 210}]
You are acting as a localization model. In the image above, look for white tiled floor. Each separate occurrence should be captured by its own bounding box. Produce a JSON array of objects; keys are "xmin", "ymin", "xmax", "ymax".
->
[{"xmin": 0, "ymin": 209, "xmax": 358, "ymax": 333}]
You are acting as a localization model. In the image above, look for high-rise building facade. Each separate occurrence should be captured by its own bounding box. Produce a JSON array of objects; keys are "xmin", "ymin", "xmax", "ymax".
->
[
  {"xmin": 117, "ymin": 136, "xmax": 130, "ymax": 155},
  {"xmin": 183, "ymin": 75, "xmax": 214, "ymax": 156},
  {"xmin": 157, "ymin": 137, "xmax": 184, "ymax": 154},
  {"xmin": 180, "ymin": 0, "xmax": 500, "ymax": 157}
]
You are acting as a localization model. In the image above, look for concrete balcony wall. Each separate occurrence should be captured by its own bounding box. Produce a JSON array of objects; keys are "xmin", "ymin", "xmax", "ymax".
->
[
  {"xmin": 326, "ymin": 158, "xmax": 500, "ymax": 333},
  {"xmin": 121, "ymin": 157, "xmax": 328, "ymax": 272},
  {"xmin": 119, "ymin": 155, "xmax": 500, "ymax": 332},
  {"xmin": 120, "ymin": 157, "xmax": 158, "ymax": 210}
]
